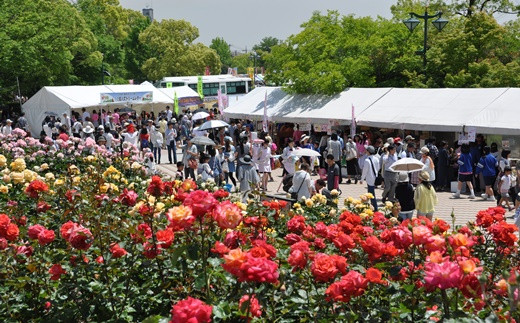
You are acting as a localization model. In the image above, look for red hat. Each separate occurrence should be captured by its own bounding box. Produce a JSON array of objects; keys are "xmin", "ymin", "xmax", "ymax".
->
[{"xmin": 394, "ymin": 137, "xmax": 401, "ymax": 143}]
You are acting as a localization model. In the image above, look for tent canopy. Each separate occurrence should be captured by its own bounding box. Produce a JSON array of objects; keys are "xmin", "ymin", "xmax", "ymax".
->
[
  {"xmin": 22, "ymin": 83, "xmax": 195, "ymax": 135},
  {"xmin": 224, "ymin": 86, "xmax": 518, "ymax": 135}
]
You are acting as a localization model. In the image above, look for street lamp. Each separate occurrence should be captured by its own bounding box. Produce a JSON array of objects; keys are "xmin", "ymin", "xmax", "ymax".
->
[
  {"xmin": 403, "ymin": 9, "xmax": 448, "ymax": 70},
  {"xmin": 249, "ymin": 52, "xmax": 260, "ymax": 88}
]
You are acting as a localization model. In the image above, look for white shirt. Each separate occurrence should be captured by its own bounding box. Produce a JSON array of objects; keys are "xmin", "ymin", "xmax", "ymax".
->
[
  {"xmin": 72, "ymin": 121, "xmax": 83, "ymax": 134},
  {"xmin": 500, "ymin": 174, "xmax": 511, "ymax": 193},
  {"xmin": 82, "ymin": 111, "xmax": 91, "ymax": 121},
  {"xmin": 150, "ymin": 131, "xmax": 163, "ymax": 147},
  {"xmin": 382, "ymin": 153, "xmax": 397, "ymax": 172},
  {"xmin": 361, "ymin": 155, "xmax": 381, "ymax": 186},
  {"xmin": 122, "ymin": 132, "xmax": 138, "ymax": 147},
  {"xmin": 2, "ymin": 125, "xmax": 12, "ymax": 136},
  {"xmin": 165, "ymin": 128, "xmax": 177, "ymax": 145},
  {"xmin": 291, "ymin": 170, "xmax": 312, "ymax": 200},
  {"xmin": 166, "ymin": 109, "xmax": 173, "ymax": 121},
  {"xmin": 105, "ymin": 132, "xmax": 114, "ymax": 148}
]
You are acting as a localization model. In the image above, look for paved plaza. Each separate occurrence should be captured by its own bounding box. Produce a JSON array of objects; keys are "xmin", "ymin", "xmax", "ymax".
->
[{"xmin": 155, "ymin": 150, "xmax": 515, "ymax": 227}]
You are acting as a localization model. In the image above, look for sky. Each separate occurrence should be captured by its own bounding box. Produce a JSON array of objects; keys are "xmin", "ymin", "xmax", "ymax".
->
[{"xmin": 119, "ymin": 0, "xmax": 393, "ymax": 52}]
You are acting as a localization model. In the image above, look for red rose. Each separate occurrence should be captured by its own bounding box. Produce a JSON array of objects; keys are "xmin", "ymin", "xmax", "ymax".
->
[
  {"xmin": 313, "ymin": 238, "xmax": 326, "ymax": 250},
  {"xmin": 16, "ymin": 244, "xmax": 33, "ymax": 257},
  {"xmin": 25, "ymin": 180, "xmax": 49, "ymax": 198},
  {"xmin": 170, "ymin": 297, "xmax": 212, "ymax": 323},
  {"xmin": 311, "ymin": 253, "xmax": 340, "ymax": 282},
  {"xmin": 213, "ymin": 188, "xmax": 229, "ymax": 199},
  {"xmin": 143, "ymin": 242, "xmax": 161, "ymax": 259},
  {"xmin": 38, "ymin": 229, "xmax": 55, "ymax": 245},
  {"xmin": 326, "ymin": 270, "xmax": 368, "ymax": 302},
  {"xmin": 65, "ymin": 190, "xmax": 80, "ymax": 203},
  {"xmin": 28, "ymin": 224, "xmax": 46, "ymax": 240},
  {"xmin": 5, "ymin": 223, "xmax": 19, "ymax": 241},
  {"xmin": 164, "ymin": 181, "xmax": 175, "ymax": 196},
  {"xmin": 330, "ymin": 255, "xmax": 348, "ymax": 275},
  {"xmin": 287, "ymin": 215, "xmax": 306, "ymax": 234},
  {"xmin": 251, "ymin": 240, "xmax": 277, "ymax": 259},
  {"xmin": 183, "ymin": 190, "xmax": 217, "ymax": 218},
  {"xmin": 36, "ymin": 201, "xmax": 51, "ymax": 213},
  {"xmin": 156, "ymin": 228, "xmax": 175, "ymax": 248},
  {"xmin": 0, "ymin": 237, "xmax": 7, "ymax": 250},
  {"xmin": 239, "ymin": 255, "xmax": 279, "ymax": 284},
  {"xmin": 0, "ymin": 213, "xmax": 10, "ymax": 236},
  {"xmin": 365, "ymin": 267, "xmax": 386, "ymax": 285},
  {"xmin": 223, "ymin": 230, "xmax": 247, "ymax": 249},
  {"xmin": 239, "ymin": 294, "xmax": 262, "ymax": 319},
  {"xmin": 290, "ymin": 240, "xmax": 311, "ymax": 254},
  {"xmin": 211, "ymin": 241, "xmax": 230, "ymax": 256},
  {"xmin": 60, "ymin": 221, "xmax": 76, "ymax": 241},
  {"xmin": 361, "ymin": 236, "xmax": 385, "ymax": 261},
  {"xmin": 288, "ymin": 249, "xmax": 307, "ymax": 270},
  {"xmin": 147, "ymin": 176, "xmax": 165, "ymax": 197},
  {"xmin": 314, "ymin": 221, "xmax": 328, "ymax": 237},
  {"xmin": 131, "ymin": 223, "xmax": 152, "ymax": 243},
  {"xmin": 69, "ymin": 225, "xmax": 93, "ymax": 250},
  {"xmin": 49, "ymin": 264, "xmax": 66, "ymax": 280},
  {"xmin": 117, "ymin": 189, "xmax": 138, "ymax": 206},
  {"xmin": 44, "ymin": 301, "xmax": 52, "ymax": 310},
  {"xmin": 110, "ymin": 243, "xmax": 128, "ymax": 258},
  {"xmin": 333, "ymin": 232, "xmax": 355, "ymax": 253},
  {"xmin": 284, "ymin": 233, "xmax": 301, "ymax": 245}
]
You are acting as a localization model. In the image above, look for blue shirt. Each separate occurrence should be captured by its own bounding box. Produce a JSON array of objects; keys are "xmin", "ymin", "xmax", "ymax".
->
[
  {"xmin": 457, "ymin": 153, "xmax": 473, "ymax": 174},
  {"xmin": 476, "ymin": 154, "xmax": 497, "ymax": 177}
]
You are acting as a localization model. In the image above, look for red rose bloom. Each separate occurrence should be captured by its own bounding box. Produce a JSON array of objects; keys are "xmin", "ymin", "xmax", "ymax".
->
[
  {"xmin": 5, "ymin": 223, "xmax": 19, "ymax": 241},
  {"xmin": 28, "ymin": 224, "xmax": 46, "ymax": 240},
  {"xmin": 365, "ymin": 267, "xmax": 386, "ymax": 284},
  {"xmin": 170, "ymin": 297, "xmax": 212, "ymax": 323},
  {"xmin": 288, "ymin": 249, "xmax": 308, "ymax": 270},
  {"xmin": 60, "ymin": 221, "xmax": 76, "ymax": 241},
  {"xmin": 131, "ymin": 223, "xmax": 152, "ymax": 243},
  {"xmin": 156, "ymin": 228, "xmax": 175, "ymax": 248},
  {"xmin": 147, "ymin": 176, "xmax": 165, "ymax": 197},
  {"xmin": 213, "ymin": 188, "xmax": 229, "ymax": 199},
  {"xmin": 211, "ymin": 241, "xmax": 230, "ymax": 256},
  {"xmin": 488, "ymin": 221, "xmax": 518, "ymax": 247},
  {"xmin": 25, "ymin": 180, "xmax": 49, "ymax": 198},
  {"xmin": 110, "ymin": 243, "xmax": 128, "ymax": 258},
  {"xmin": 361, "ymin": 236, "xmax": 385, "ymax": 261},
  {"xmin": 285, "ymin": 233, "xmax": 302, "ymax": 245},
  {"xmin": 239, "ymin": 255, "xmax": 279, "ymax": 284},
  {"xmin": 69, "ymin": 225, "xmax": 93, "ymax": 250},
  {"xmin": 239, "ymin": 294, "xmax": 262, "ymax": 319},
  {"xmin": 333, "ymin": 232, "xmax": 355, "ymax": 253},
  {"xmin": 38, "ymin": 229, "xmax": 55, "ymax": 245},
  {"xmin": 36, "ymin": 201, "xmax": 51, "ymax": 213},
  {"xmin": 65, "ymin": 190, "xmax": 80, "ymax": 203},
  {"xmin": 326, "ymin": 270, "xmax": 368, "ymax": 302},
  {"xmin": 183, "ymin": 190, "xmax": 217, "ymax": 218},
  {"xmin": 118, "ymin": 189, "xmax": 138, "ymax": 206},
  {"xmin": 311, "ymin": 253, "xmax": 340, "ymax": 283},
  {"xmin": 49, "ymin": 264, "xmax": 66, "ymax": 281},
  {"xmin": 142, "ymin": 242, "xmax": 161, "ymax": 259},
  {"xmin": 251, "ymin": 239, "xmax": 277, "ymax": 259},
  {"xmin": 287, "ymin": 215, "xmax": 306, "ymax": 234},
  {"xmin": 0, "ymin": 213, "xmax": 10, "ymax": 236}
]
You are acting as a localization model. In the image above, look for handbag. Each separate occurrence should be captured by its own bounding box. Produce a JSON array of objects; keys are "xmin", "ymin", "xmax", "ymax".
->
[
  {"xmin": 291, "ymin": 173, "xmax": 307, "ymax": 200},
  {"xmin": 222, "ymin": 160, "xmax": 229, "ymax": 173},
  {"xmin": 368, "ymin": 157, "xmax": 383, "ymax": 186}
]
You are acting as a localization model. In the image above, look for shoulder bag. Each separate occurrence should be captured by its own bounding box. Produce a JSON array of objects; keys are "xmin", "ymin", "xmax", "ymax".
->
[
  {"xmin": 291, "ymin": 173, "xmax": 307, "ymax": 200},
  {"xmin": 368, "ymin": 157, "xmax": 383, "ymax": 186}
]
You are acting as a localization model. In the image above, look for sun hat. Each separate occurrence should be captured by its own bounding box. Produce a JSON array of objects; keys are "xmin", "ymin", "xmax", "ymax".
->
[
  {"xmin": 300, "ymin": 135, "xmax": 310, "ymax": 142},
  {"xmin": 366, "ymin": 145, "xmax": 376, "ymax": 154},
  {"xmin": 383, "ymin": 143, "xmax": 390, "ymax": 148},
  {"xmin": 239, "ymin": 155, "xmax": 253, "ymax": 165},
  {"xmin": 6, "ymin": 119, "xmax": 12, "ymax": 123},
  {"xmin": 419, "ymin": 171, "xmax": 430, "ymax": 182},
  {"xmin": 405, "ymin": 135, "xmax": 415, "ymax": 141},
  {"xmin": 387, "ymin": 137, "xmax": 394, "ymax": 144},
  {"xmin": 83, "ymin": 125, "xmax": 94, "ymax": 134},
  {"xmin": 97, "ymin": 135, "xmax": 106, "ymax": 143},
  {"xmin": 398, "ymin": 172, "xmax": 409, "ymax": 183},
  {"xmin": 421, "ymin": 146, "xmax": 430, "ymax": 154},
  {"xmin": 98, "ymin": 125, "xmax": 104, "ymax": 130}
]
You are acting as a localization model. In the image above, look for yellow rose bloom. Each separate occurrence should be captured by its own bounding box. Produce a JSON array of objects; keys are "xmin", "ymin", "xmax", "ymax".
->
[
  {"xmin": 293, "ymin": 203, "xmax": 301, "ymax": 209},
  {"xmin": 235, "ymin": 202, "xmax": 247, "ymax": 211},
  {"xmin": 0, "ymin": 155, "xmax": 6, "ymax": 167},
  {"xmin": 99, "ymin": 183, "xmax": 110, "ymax": 193},
  {"xmin": 23, "ymin": 170, "xmax": 37, "ymax": 182},
  {"xmin": 155, "ymin": 202, "xmax": 165, "ymax": 213},
  {"xmin": 45, "ymin": 173, "xmax": 55, "ymax": 181},
  {"xmin": 330, "ymin": 189, "xmax": 339, "ymax": 196},
  {"xmin": 385, "ymin": 201, "xmax": 393, "ymax": 209},
  {"xmin": 329, "ymin": 209, "xmax": 337, "ymax": 217},
  {"xmin": 72, "ymin": 176, "xmax": 81, "ymax": 185},
  {"xmin": 0, "ymin": 185, "xmax": 8, "ymax": 193},
  {"xmin": 10, "ymin": 158, "xmax": 26, "ymax": 172},
  {"xmin": 131, "ymin": 162, "xmax": 142, "ymax": 170},
  {"xmin": 40, "ymin": 163, "xmax": 49, "ymax": 171},
  {"xmin": 54, "ymin": 179, "xmax": 64, "ymax": 186},
  {"xmin": 359, "ymin": 212, "xmax": 369, "ymax": 220},
  {"xmin": 10, "ymin": 172, "xmax": 25, "ymax": 184},
  {"xmin": 305, "ymin": 199, "xmax": 314, "ymax": 207},
  {"xmin": 68, "ymin": 165, "xmax": 80, "ymax": 175},
  {"xmin": 3, "ymin": 174, "xmax": 10, "ymax": 183},
  {"xmin": 85, "ymin": 155, "xmax": 96, "ymax": 163}
]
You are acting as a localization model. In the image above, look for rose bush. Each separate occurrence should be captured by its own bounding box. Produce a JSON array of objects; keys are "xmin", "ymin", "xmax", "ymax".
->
[{"xmin": 0, "ymin": 131, "xmax": 519, "ymax": 322}]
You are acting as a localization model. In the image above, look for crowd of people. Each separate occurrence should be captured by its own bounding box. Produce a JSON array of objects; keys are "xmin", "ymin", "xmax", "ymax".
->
[{"xmin": 2, "ymin": 109, "xmax": 518, "ymax": 221}]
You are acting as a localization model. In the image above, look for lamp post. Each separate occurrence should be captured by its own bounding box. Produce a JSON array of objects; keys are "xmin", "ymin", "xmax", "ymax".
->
[{"xmin": 403, "ymin": 9, "xmax": 448, "ymax": 71}]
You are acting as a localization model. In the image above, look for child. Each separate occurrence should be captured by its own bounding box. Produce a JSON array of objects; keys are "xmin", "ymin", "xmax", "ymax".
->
[
  {"xmin": 175, "ymin": 162, "xmax": 184, "ymax": 181},
  {"xmin": 198, "ymin": 155, "xmax": 213, "ymax": 182},
  {"xmin": 395, "ymin": 172, "xmax": 415, "ymax": 221},
  {"xmin": 498, "ymin": 166, "xmax": 513, "ymax": 211}
]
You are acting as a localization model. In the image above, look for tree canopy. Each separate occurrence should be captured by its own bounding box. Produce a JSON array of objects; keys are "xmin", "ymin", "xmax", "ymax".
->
[{"xmin": 210, "ymin": 37, "xmax": 232, "ymax": 74}]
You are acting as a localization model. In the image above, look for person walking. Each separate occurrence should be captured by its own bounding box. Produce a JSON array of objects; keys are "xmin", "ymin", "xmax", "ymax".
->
[
  {"xmin": 150, "ymin": 126, "xmax": 163, "ymax": 164},
  {"xmin": 414, "ymin": 171, "xmax": 438, "ymax": 220},
  {"xmin": 420, "ymin": 147, "xmax": 436, "ymax": 183},
  {"xmin": 237, "ymin": 155, "xmax": 260, "ymax": 193},
  {"xmin": 223, "ymin": 138, "xmax": 237, "ymax": 190},
  {"xmin": 453, "ymin": 143, "xmax": 476, "ymax": 199},
  {"xmin": 381, "ymin": 144, "xmax": 398, "ymax": 203},
  {"xmin": 345, "ymin": 137, "xmax": 359, "ymax": 184},
  {"xmin": 498, "ymin": 166, "xmax": 514, "ymax": 211},
  {"xmin": 165, "ymin": 122, "xmax": 178, "ymax": 164},
  {"xmin": 256, "ymin": 140, "xmax": 272, "ymax": 191},
  {"xmin": 325, "ymin": 154, "xmax": 340, "ymax": 191},
  {"xmin": 326, "ymin": 133, "xmax": 343, "ymax": 183},
  {"xmin": 180, "ymin": 137, "xmax": 198, "ymax": 179},
  {"xmin": 360, "ymin": 146, "xmax": 380, "ymax": 211},
  {"xmin": 476, "ymin": 146, "xmax": 497, "ymax": 201},
  {"xmin": 290, "ymin": 163, "xmax": 313, "ymax": 200},
  {"xmin": 395, "ymin": 172, "xmax": 415, "ymax": 221},
  {"xmin": 436, "ymin": 141, "xmax": 450, "ymax": 191}
]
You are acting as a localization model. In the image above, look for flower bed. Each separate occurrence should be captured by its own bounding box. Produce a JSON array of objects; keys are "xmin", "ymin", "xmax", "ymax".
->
[{"xmin": 0, "ymin": 131, "xmax": 519, "ymax": 322}]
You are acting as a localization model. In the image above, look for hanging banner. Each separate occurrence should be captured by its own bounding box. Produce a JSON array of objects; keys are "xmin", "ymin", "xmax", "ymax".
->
[
  {"xmin": 174, "ymin": 91, "xmax": 179, "ymax": 115},
  {"xmin": 262, "ymin": 90, "xmax": 268, "ymax": 132},
  {"xmin": 457, "ymin": 126, "xmax": 476, "ymax": 144},
  {"xmin": 204, "ymin": 66, "xmax": 211, "ymax": 76},
  {"xmin": 100, "ymin": 91, "xmax": 153, "ymax": 104},
  {"xmin": 350, "ymin": 104, "xmax": 356, "ymax": 138},
  {"xmin": 166, "ymin": 82, "xmax": 173, "ymax": 88},
  {"xmin": 197, "ymin": 76, "xmax": 204, "ymax": 99},
  {"xmin": 217, "ymin": 89, "xmax": 224, "ymax": 115}
]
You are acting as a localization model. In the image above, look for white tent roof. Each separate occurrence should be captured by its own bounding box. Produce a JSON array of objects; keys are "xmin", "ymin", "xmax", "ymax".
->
[
  {"xmin": 157, "ymin": 85, "xmax": 200, "ymax": 101},
  {"xmin": 355, "ymin": 88, "xmax": 509, "ymax": 132},
  {"xmin": 224, "ymin": 87, "xmax": 392, "ymax": 124},
  {"xmin": 22, "ymin": 83, "xmax": 193, "ymax": 135}
]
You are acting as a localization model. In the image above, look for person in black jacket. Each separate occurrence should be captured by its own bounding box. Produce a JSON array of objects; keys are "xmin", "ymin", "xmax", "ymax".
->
[
  {"xmin": 436, "ymin": 141, "xmax": 450, "ymax": 191},
  {"xmin": 395, "ymin": 172, "xmax": 415, "ymax": 221}
]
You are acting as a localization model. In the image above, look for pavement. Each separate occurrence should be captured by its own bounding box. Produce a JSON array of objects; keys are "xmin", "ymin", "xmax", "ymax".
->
[{"xmin": 155, "ymin": 149, "xmax": 515, "ymax": 227}]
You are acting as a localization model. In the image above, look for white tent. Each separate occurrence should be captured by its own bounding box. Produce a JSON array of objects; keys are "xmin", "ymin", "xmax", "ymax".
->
[
  {"xmin": 223, "ymin": 87, "xmax": 392, "ymax": 124},
  {"xmin": 355, "ymin": 88, "xmax": 509, "ymax": 132},
  {"xmin": 22, "ymin": 83, "xmax": 193, "ymax": 135}
]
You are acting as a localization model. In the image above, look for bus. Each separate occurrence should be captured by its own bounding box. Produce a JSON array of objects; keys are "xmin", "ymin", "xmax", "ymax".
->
[{"xmin": 156, "ymin": 75, "xmax": 252, "ymax": 106}]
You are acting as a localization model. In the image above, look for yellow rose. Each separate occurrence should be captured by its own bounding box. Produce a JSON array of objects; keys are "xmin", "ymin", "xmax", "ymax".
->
[
  {"xmin": 148, "ymin": 195, "xmax": 156, "ymax": 204},
  {"xmin": 293, "ymin": 203, "xmax": 301, "ymax": 209},
  {"xmin": 365, "ymin": 209, "xmax": 374, "ymax": 216},
  {"xmin": 10, "ymin": 172, "xmax": 25, "ymax": 184},
  {"xmin": 385, "ymin": 201, "xmax": 393, "ymax": 209},
  {"xmin": 0, "ymin": 185, "xmax": 8, "ymax": 193},
  {"xmin": 72, "ymin": 176, "xmax": 81, "ymax": 185},
  {"xmin": 45, "ymin": 173, "xmax": 55, "ymax": 181},
  {"xmin": 155, "ymin": 202, "xmax": 165, "ymax": 213},
  {"xmin": 330, "ymin": 189, "xmax": 339, "ymax": 196},
  {"xmin": 10, "ymin": 158, "xmax": 26, "ymax": 172},
  {"xmin": 54, "ymin": 179, "xmax": 64, "ymax": 186},
  {"xmin": 33, "ymin": 166, "xmax": 40, "ymax": 172},
  {"xmin": 305, "ymin": 199, "xmax": 314, "ymax": 207},
  {"xmin": 68, "ymin": 165, "xmax": 80, "ymax": 175},
  {"xmin": 2, "ymin": 168, "xmax": 10, "ymax": 175},
  {"xmin": 40, "ymin": 163, "xmax": 49, "ymax": 171},
  {"xmin": 389, "ymin": 217, "xmax": 399, "ymax": 225},
  {"xmin": 3, "ymin": 174, "xmax": 10, "ymax": 183},
  {"xmin": 0, "ymin": 155, "xmax": 6, "ymax": 167},
  {"xmin": 329, "ymin": 209, "xmax": 337, "ymax": 217},
  {"xmin": 235, "ymin": 202, "xmax": 247, "ymax": 211},
  {"xmin": 128, "ymin": 182, "xmax": 135, "ymax": 189},
  {"xmin": 23, "ymin": 170, "xmax": 36, "ymax": 182},
  {"xmin": 131, "ymin": 162, "xmax": 141, "ymax": 170},
  {"xmin": 332, "ymin": 199, "xmax": 338, "ymax": 205},
  {"xmin": 359, "ymin": 212, "xmax": 369, "ymax": 220}
]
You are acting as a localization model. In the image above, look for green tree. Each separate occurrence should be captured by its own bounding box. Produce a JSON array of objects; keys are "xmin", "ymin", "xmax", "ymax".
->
[
  {"xmin": 139, "ymin": 19, "xmax": 220, "ymax": 79},
  {"xmin": 123, "ymin": 9, "xmax": 151, "ymax": 83},
  {"xmin": 210, "ymin": 37, "xmax": 232, "ymax": 73},
  {"xmin": 252, "ymin": 36, "xmax": 280, "ymax": 69},
  {"xmin": 230, "ymin": 53, "xmax": 253, "ymax": 74},
  {"xmin": 0, "ymin": 0, "xmax": 99, "ymax": 98}
]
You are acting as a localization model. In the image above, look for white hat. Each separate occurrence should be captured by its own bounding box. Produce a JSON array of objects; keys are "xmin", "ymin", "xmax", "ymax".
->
[
  {"xmin": 6, "ymin": 119, "xmax": 12, "ymax": 123},
  {"xmin": 421, "ymin": 146, "xmax": 430, "ymax": 154},
  {"xmin": 83, "ymin": 126, "xmax": 94, "ymax": 134}
]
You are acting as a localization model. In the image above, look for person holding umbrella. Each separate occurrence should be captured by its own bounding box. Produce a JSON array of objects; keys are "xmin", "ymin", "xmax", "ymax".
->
[{"xmin": 237, "ymin": 155, "xmax": 260, "ymax": 193}]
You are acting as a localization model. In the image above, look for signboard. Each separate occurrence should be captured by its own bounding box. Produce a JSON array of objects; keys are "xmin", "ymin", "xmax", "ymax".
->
[
  {"xmin": 457, "ymin": 126, "xmax": 476, "ymax": 144},
  {"xmin": 100, "ymin": 92, "xmax": 153, "ymax": 104},
  {"xmin": 314, "ymin": 124, "xmax": 330, "ymax": 133},
  {"xmin": 300, "ymin": 124, "xmax": 311, "ymax": 132}
]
